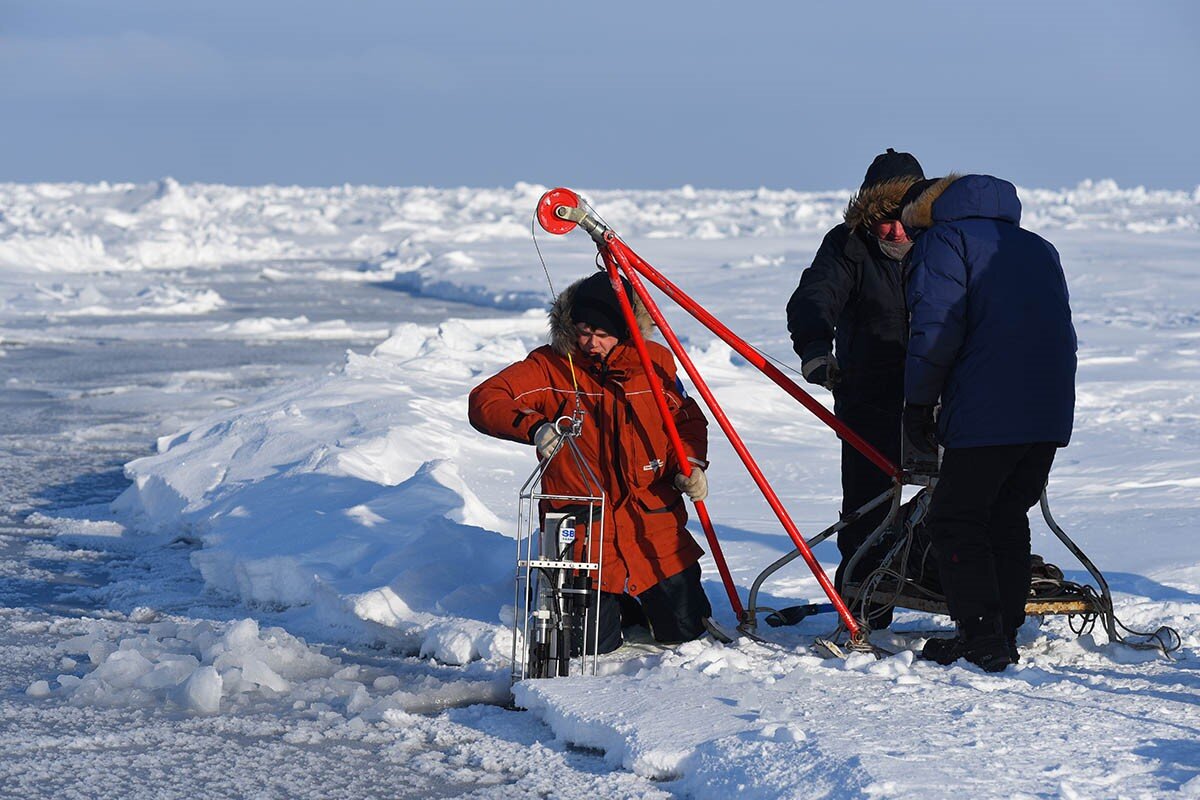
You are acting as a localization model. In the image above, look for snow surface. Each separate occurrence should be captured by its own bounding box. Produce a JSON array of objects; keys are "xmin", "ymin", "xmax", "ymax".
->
[{"xmin": 4, "ymin": 178, "xmax": 1200, "ymax": 798}]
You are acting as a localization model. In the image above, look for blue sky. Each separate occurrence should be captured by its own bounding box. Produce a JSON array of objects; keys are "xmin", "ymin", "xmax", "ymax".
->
[{"xmin": 2, "ymin": 1, "xmax": 1197, "ymax": 190}]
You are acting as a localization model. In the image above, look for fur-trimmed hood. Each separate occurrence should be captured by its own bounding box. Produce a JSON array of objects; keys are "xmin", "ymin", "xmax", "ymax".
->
[
  {"xmin": 900, "ymin": 175, "xmax": 961, "ymax": 230},
  {"xmin": 548, "ymin": 274, "xmax": 655, "ymax": 355},
  {"xmin": 901, "ymin": 174, "xmax": 1020, "ymax": 230},
  {"xmin": 844, "ymin": 175, "xmax": 923, "ymax": 232}
]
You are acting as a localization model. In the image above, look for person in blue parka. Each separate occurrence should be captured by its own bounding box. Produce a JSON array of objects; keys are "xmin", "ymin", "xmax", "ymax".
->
[{"xmin": 899, "ymin": 173, "xmax": 1077, "ymax": 672}]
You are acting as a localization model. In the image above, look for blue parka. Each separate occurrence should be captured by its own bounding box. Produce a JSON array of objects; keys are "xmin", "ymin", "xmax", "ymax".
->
[{"xmin": 903, "ymin": 174, "xmax": 1077, "ymax": 448}]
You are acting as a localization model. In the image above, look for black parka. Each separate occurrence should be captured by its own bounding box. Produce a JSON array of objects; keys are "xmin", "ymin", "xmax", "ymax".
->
[
  {"xmin": 786, "ymin": 223, "xmax": 908, "ymax": 423},
  {"xmin": 787, "ymin": 160, "xmax": 923, "ymax": 620}
]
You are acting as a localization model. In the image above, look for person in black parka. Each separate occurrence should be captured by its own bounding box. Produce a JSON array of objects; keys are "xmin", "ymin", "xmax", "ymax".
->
[
  {"xmin": 901, "ymin": 174, "xmax": 1077, "ymax": 672},
  {"xmin": 786, "ymin": 148, "xmax": 925, "ymax": 628}
]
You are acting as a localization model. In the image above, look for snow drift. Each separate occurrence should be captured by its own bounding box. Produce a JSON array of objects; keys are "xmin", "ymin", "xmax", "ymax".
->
[{"xmin": 111, "ymin": 316, "xmax": 556, "ymax": 664}]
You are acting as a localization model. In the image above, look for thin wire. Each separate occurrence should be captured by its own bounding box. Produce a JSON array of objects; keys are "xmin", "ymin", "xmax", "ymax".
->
[
  {"xmin": 531, "ymin": 212, "xmax": 557, "ymax": 299},
  {"xmin": 759, "ymin": 347, "xmax": 809, "ymax": 381},
  {"xmin": 531, "ymin": 205, "xmax": 584, "ymax": 410}
]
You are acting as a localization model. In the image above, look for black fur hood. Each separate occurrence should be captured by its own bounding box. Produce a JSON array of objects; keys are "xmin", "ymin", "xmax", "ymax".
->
[{"xmin": 548, "ymin": 274, "xmax": 655, "ymax": 356}]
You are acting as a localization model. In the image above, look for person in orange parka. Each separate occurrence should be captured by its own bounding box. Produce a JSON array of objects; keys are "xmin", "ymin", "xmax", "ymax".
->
[{"xmin": 468, "ymin": 271, "xmax": 712, "ymax": 653}]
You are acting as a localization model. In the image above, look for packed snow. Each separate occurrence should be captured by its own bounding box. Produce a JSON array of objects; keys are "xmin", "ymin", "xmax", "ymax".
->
[{"xmin": 3, "ymin": 178, "xmax": 1200, "ymax": 798}]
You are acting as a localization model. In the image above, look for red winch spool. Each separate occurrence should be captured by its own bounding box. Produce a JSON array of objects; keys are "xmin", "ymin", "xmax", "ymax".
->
[{"xmin": 536, "ymin": 187, "xmax": 581, "ymax": 236}]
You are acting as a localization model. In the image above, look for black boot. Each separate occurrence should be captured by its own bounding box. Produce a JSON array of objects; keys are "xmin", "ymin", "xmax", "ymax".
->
[
  {"xmin": 921, "ymin": 618, "xmax": 1016, "ymax": 672},
  {"xmin": 920, "ymin": 635, "xmax": 966, "ymax": 665},
  {"xmin": 960, "ymin": 615, "xmax": 1014, "ymax": 673}
]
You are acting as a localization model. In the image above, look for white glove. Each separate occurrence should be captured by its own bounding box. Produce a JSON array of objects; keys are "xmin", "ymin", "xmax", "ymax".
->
[
  {"xmin": 674, "ymin": 466, "xmax": 708, "ymax": 502},
  {"xmin": 533, "ymin": 422, "xmax": 563, "ymax": 459}
]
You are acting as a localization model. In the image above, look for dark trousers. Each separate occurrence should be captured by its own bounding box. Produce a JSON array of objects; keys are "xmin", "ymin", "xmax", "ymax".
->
[
  {"xmin": 584, "ymin": 562, "xmax": 712, "ymax": 654},
  {"xmin": 834, "ymin": 410, "xmax": 902, "ymax": 627},
  {"xmin": 925, "ymin": 443, "xmax": 1057, "ymax": 637}
]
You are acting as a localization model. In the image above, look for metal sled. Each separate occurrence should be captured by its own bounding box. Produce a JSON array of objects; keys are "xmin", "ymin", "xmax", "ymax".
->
[{"xmin": 743, "ymin": 441, "xmax": 1180, "ymax": 656}]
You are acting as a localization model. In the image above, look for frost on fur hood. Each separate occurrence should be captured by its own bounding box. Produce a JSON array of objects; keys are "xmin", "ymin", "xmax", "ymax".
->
[
  {"xmin": 548, "ymin": 275, "xmax": 654, "ymax": 356},
  {"xmin": 844, "ymin": 176, "xmax": 924, "ymax": 232}
]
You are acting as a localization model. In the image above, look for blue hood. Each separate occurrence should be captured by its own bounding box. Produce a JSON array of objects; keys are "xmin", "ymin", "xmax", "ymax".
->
[
  {"xmin": 932, "ymin": 174, "xmax": 1022, "ymax": 226},
  {"xmin": 905, "ymin": 173, "xmax": 1076, "ymax": 448}
]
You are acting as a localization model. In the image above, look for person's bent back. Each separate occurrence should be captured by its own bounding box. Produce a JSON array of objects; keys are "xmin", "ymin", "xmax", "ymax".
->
[{"xmin": 904, "ymin": 174, "xmax": 1076, "ymax": 450}]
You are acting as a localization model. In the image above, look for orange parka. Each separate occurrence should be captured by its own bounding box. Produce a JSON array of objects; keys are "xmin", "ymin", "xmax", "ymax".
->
[{"xmin": 467, "ymin": 278, "xmax": 708, "ymax": 596}]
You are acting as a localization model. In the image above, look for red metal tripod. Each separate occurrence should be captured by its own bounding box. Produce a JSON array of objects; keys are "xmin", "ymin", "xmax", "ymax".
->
[{"xmin": 536, "ymin": 187, "xmax": 903, "ymax": 645}]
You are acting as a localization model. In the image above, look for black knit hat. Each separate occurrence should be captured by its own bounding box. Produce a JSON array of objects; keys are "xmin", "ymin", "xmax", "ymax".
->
[
  {"xmin": 570, "ymin": 272, "xmax": 634, "ymax": 340},
  {"xmin": 861, "ymin": 148, "xmax": 925, "ymax": 191}
]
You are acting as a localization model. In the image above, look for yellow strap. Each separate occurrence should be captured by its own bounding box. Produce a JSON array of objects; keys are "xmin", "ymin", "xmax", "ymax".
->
[{"xmin": 567, "ymin": 351, "xmax": 580, "ymax": 395}]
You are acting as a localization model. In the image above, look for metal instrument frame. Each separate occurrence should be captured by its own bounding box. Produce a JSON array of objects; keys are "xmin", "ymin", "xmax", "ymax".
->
[{"xmin": 511, "ymin": 412, "xmax": 606, "ymax": 682}]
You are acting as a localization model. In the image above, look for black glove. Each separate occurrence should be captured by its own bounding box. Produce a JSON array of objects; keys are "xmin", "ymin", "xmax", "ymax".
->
[
  {"xmin": 800, "ymin": 345, "xmax": 841, "ymax": 390},
  {"xmin": 903, "ymin": 404, "xmax": 938, "ymax": 454}
]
